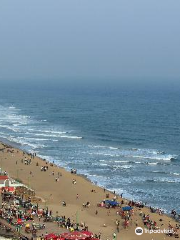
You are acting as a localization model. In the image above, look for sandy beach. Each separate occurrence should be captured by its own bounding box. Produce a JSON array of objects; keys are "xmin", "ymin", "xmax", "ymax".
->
[{"xmin": 0, "ymin": 141, "xmax": 179, "ymax": 240}]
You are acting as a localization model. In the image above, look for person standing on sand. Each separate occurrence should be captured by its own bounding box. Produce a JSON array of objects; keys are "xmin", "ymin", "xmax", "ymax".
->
[
  {"xmin": 107, "ymin": 209, "xmax": 110, "ymax": 216},
  {"xmin": 113, "ymin": 232, "xmax": 117, "ymax": 240},
  {"xmin": 76, "ymin": 193, "xmax": 79, "ymax": 199}
]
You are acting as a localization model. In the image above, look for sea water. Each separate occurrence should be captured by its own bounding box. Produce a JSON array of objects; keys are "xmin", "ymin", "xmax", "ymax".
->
[{"xmin": 0, "ymin": 85, "xmax": 179, "ymax": 213}]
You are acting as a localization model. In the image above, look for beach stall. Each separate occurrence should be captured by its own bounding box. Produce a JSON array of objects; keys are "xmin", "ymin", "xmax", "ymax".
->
[{"xmin": 0, "ymin": 175, "xmax": 23, "ymax": 193}]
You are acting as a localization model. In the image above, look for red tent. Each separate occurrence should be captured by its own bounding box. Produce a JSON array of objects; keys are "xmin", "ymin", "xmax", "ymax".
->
[
  {"xmin": 60, "ymin": 233, "xmax": 70, "ymax": 238},
  {"xmin": 45, "ymin": 233, "xmax": 58, "ymax": 240},
  {"xmin": 61, "ymin": 231, "xmax": 92, "ymax": 240},
  {"xmin": 80, "ymin": 231, "xmax": 93, "ymax": 238}
]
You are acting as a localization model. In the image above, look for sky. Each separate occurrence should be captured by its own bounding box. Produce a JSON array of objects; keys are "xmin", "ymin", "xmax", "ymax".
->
[{"xmin": 0, "ymin": 0, "xmax": 180, "ymax": 87}]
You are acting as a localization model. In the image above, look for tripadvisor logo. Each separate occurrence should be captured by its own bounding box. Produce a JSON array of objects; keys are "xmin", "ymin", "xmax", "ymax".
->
[{"xmin": 135, "ymin": 227, "xmax": 143, "ymax": 235}]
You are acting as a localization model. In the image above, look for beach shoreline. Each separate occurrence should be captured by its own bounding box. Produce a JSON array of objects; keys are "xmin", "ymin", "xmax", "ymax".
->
[
  {"xmin": 0, "ymin": 140, "xmax": 179, "ymax": 240},
  {"xmin": 0, "ymin": 138, "xmax": 175, "ymax": 216}
]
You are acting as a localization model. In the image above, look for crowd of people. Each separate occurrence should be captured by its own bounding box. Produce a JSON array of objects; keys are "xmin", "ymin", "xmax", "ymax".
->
[{"xmin": 0, "ymin": 186, "xmax": 91, "ymax": 240}]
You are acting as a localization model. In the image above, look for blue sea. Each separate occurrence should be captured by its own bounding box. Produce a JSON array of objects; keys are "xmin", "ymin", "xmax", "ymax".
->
[{"xmin": 0, "ymin": 84, "xmax": 180, "ymax": 213}]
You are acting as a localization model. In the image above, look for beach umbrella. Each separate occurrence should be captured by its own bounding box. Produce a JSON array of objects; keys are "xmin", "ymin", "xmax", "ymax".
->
[
  {"xmin": 17, "ymin": 218, "xmax": 23, "ymax": 224},
  {"xmin": 122, "ymin": 206, "xmax": 133, "ymax": 211},
  {"xmin": 105, "ymin": 200, "xmax": 119, "ymax": 206}
]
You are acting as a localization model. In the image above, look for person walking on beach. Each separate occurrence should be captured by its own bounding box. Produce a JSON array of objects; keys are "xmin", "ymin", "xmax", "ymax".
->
[{"xmin": 76, "ymin": 193, "xmax": 79, "ymax": 200}]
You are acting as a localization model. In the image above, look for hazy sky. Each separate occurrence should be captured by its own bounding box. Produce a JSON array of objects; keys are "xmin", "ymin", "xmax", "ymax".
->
[{"xmin": 0, "ymin": 0, "xmax": 180, "ymax": 85}]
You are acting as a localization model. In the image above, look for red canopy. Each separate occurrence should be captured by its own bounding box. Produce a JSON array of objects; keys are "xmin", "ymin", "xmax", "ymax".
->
[
  {"xmin": 45, "ymin": 233, "xmax": 58, "ymax": 240},
  {"xmin": 61, "ymin": 231, "xmax": 92, "ymax": 240},
  {"xmin": 60, "ymin": 233, "xmax": 69, "ymax": 238},
  {"xmin": 3, "ymin": 186, "xmax": 15, "ymax": 193},
  {"xmin": 80, "ymin": 231, "xmax": 93, "ymax": 238}
]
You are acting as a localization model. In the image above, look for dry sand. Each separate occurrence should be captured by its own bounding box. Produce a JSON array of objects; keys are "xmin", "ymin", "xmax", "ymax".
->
[{"xmin": 0, "ymin": 141, "xmax": 179, "ymax": 240}]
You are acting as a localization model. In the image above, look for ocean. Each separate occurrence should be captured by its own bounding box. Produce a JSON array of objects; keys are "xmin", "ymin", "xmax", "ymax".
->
[{"xmin": 0, "ymin": 85, "xmax": 180, "ymax": 213}]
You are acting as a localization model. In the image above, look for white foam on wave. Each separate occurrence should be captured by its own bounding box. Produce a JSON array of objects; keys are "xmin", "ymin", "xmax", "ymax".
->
[
  {"xmin": 13, "ymin": 123, "xmax": 21, "ymax": 127},
  {"xmin": 87, "ymin": 145, "xmax": 178, "ymax": 163},
  {"xmin": 43, "ymin": 130, "xmax": 67, "ymax": 134},
  {"xmin": 60, "ymin": 135, "xmax": 82, "ymax": 139},
  {"xmin": 155, "ymin": 178, "xmax": 180, "ymax": 183},
  {"xmin": 0, "ymin": 105, "xmax": 33, "ymax": 134},
  {"xmin": 114, "ymin": 165, "xmax": 132, "ymax": 169},
  {"xmin": 103, "ymin": 153, "xmax": 117, "ymax": 157},
  {"xmin": 7, "ymin": 136, "xmax": 45, "ymax": 149},
  {"xmin": 9, "ymin": 106, "xmax": 16, "ymax": 109},
  {"xmin": 18, "ymin": 137, "xmax": 49, "ymax": 141},
  {"xmin": 32, "ymin": 132, "xmax": 82, "ymax": 140},
  {"xmin": 147, "ymin": 162, "xmax": 158, "ymax": 165},
  {"xmin": 121, "ymin": 165, "xmax": 132, "ymax": 169},
  {"xmin": 125, "ymin": 148, "xmax": 178, "ymax": 161},
  {"xmin": 109, "ymin": 147, "xmax": 118, "ymax": 150},
  {"xmin": 34, "ymin": 133, "xmax": 61, "ymax": 138},
  {"xmin": 89, "ymin": 145, "xmax": 107, "ymax": 148},
  {"xmin": 37, "ymin": 154, "xmax": 55, "ymax": 162},
  {"xmin": 27, "ymin": 129, "xmax": 67, "ymax": 136},
  {"xmin": 133, "ymin": 155, "xmax": 175, "ymax": 161},
  {"xmin": 0, "ymin": 124, "xmax": 19, "ymax": 132},
  {"xmin": 114, "ymin": 160, "xmax": 128, "ymax": 163},
  {"xmin": 172, "ymin": 173, "xmax": 180, "ymax": 176}
]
